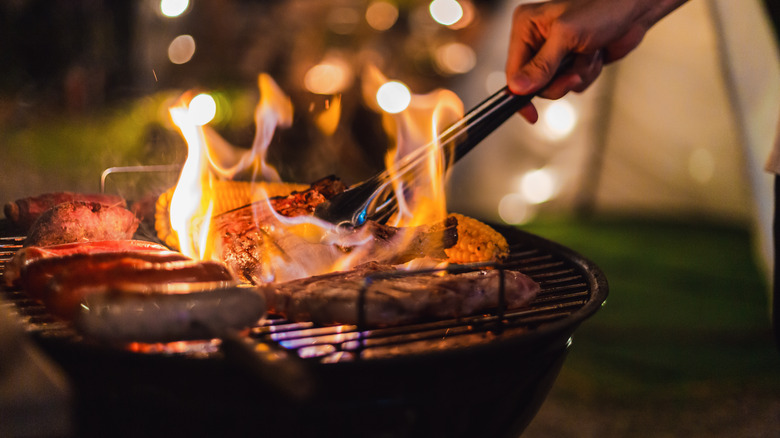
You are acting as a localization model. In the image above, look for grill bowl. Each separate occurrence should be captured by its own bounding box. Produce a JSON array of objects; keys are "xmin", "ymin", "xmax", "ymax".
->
[{"xmin": 0, "ymin": 220, "xmax": 607, "ymax": 438}]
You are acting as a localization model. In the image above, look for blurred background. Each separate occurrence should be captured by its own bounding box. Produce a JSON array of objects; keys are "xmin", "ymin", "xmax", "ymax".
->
[{"xmin": 1, "ymin": 0, "xmax": 780, "ymax": 436}]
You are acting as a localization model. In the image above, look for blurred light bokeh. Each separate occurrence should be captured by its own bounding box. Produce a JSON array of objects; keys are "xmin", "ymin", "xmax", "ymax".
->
[{"xmin": 0, "ymin": 0, "xmax": 778, "ymax": 269}]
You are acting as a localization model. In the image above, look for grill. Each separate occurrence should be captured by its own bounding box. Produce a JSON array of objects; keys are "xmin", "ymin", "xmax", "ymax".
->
[{"xmin": 0, "ymin": 220, "xmax": 607, "ymax": 438}]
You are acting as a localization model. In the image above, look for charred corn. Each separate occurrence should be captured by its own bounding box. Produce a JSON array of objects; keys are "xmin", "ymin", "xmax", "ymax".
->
[
  {"xmin": 155, "ymin": 181, "xmax": 308, "ymax": 250},
  {"xmin": 445, "ymin": 213, "xmax": 509, "ymax": 263}
]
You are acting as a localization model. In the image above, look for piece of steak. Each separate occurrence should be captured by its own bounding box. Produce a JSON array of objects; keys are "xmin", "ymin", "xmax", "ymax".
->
[
  {"xmin": 261, "ymin": 262, "xmax": 541, "ymax": 327},
  {"xmin": 24, "ymin": 201, "xmax": 139, "ymax": 247}
]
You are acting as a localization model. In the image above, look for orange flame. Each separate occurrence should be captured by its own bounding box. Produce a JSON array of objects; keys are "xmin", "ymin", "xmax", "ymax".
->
[
  {"xmin": 168, "ymin": 68, "xmax": 464, "ymax": 279},
  {"xmin": 168, "ymin": 75, "xmax": 290, "ymax": 260},
  {"xmin": 362, "ymin": 64, "xmax": 464, "ymax": 228}
]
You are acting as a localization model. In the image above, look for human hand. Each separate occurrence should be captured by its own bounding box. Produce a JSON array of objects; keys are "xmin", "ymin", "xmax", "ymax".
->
[{"xmin": 506, "ymin": 0, "xmax": 687, "ymax": 122}]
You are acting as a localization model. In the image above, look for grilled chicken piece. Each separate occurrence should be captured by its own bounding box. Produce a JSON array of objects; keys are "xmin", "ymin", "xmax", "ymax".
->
[
  {"xmin": 24, "ymin": 201, "xmax": 139, "ymax": 247},
  {"xmin": 4, "ymin": 192, "xmax": 127, "ymax": 231},
  {"xmin": 261, "ymin": 262, "xmax": 541, "ymax": 327}
]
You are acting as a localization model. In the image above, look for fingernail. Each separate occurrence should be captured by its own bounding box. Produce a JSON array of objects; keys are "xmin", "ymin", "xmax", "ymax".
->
[
  {"xmin": 510, "ymin": 75, "xmax": 534, "ymax": 94},
  {"xmin": 566, "ymin": 75, "xmax": 583, "ymax": 90}
]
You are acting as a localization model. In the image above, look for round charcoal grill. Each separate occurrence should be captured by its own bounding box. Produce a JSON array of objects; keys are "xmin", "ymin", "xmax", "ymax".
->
[{"xmin": 0, "ymin": 220, "xmax": 607, "ymax": 438}]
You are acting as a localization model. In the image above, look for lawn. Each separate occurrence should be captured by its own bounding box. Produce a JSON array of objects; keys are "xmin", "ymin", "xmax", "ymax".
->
[{"xmin": 521, "ymin": 217, "xmax": 780, "ymax": 437}]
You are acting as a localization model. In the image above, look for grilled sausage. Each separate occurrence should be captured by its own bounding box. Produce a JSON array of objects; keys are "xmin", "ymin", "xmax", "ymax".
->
[
  {"xmin": 4, "ymin": 240, "xmax": 170, "ymax": 288},
  {"xmin": 24, "ymin": 201, "xmax": 139, "ymax": 247},
  {"xmin": 41, "ymin": 259, "xmax": 235, "ymax": 320},
  {"xmin": 4, "ymin": 192, "xmax": 126, "ymax": 231},
  {"xmin": 76, "ymin": 286, "xmax": 265, "ymax": 343},
  {"xmin": 17, "ymin": 250, "xmax": 191, "ymax": 299}
]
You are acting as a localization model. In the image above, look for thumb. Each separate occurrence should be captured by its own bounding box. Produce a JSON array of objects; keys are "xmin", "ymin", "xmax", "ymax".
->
[{"xmin": 508, "ymin": 43, "xmax": 568, "ymax": 95}]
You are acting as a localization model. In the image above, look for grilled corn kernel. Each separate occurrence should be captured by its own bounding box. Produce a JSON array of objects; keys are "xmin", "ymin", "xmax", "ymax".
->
[
  {"xmin": 154, "ymin": 181, "xmax": 308, "ymax": 250},
  {"xmin": 445, "ymin": 213, "xmax": 509, "ymax": 263}
]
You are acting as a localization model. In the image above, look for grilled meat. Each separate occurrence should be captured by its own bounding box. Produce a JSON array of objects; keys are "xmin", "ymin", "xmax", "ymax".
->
[
  {"xmin": 24, "ymin": 200, "xmax": 139, "ymax": 247},
  {"xmin": 77, "ymin": 287, "xmax": 265, "ymax": 343},
  {"xmin": 269, "ymin": 175, "xmax": 347, "ymax": 217},
  {"xmin": 4, "ymin": 192, "xmax": 126, "ymax": 231},
  {"xmin": 15, "ymin": 250, "xmax": 192, "ymax": 300},
  {"xmin": 261, "ymin": 261, "xmax": 541, "ymax": 327},
  {"xmin": 214, "ymin": 206, "xmax": 457, "ymax": 284},
  {"xmin": 212, "ymin": 174, "xmax": 457, "ymax": 283},
  {"xmin": 3, "ymin": 240, "xmax": 170, "ymax": 288},
  {"xmin": 42, "ymin": 259, "xmax": 235, "ymax": 320}
]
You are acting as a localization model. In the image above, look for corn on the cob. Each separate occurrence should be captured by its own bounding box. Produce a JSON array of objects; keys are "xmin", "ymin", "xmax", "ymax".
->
[
  {"xmin": 445, "ymin": 213, "xmax": 509, "ymax": 264},
  {"xmin": 155, "ymin": 181, "xmax": 308, "ymax": 250}
]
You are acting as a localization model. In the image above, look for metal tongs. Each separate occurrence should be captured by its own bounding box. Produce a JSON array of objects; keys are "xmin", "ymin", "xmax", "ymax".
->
[{"xmin": 313, "ymin": 58, "xmax": 573, "ymax": 228}]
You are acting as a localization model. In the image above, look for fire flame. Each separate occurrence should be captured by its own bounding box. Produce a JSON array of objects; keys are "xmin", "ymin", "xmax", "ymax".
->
[
  {"xmin": 361, "ymin": 64, "xmax": 464, "ymax": 228},
  {"xmin": 168, "ymin": 68, "xmax": 464, "ymax": 281},
  {"xmin": 168, "ymin": 74, "xmax": 290, "ymax": 260}
]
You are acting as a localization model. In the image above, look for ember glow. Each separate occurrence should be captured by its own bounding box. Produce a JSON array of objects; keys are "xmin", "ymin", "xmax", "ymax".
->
[{"xmin": 167, "ymin": 68, "xmax": 464, "ymax": 281}]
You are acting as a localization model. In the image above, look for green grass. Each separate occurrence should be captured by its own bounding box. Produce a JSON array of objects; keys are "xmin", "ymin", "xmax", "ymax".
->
[{"xmin": 523, "ymin": 217, "xmax": 780, "ymax": 401}]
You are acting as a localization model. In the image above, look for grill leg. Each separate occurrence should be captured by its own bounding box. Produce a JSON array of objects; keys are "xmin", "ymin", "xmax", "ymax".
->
[{"xmin": 773, "ymin": 176, "xmax": 780, "ymax": 352}]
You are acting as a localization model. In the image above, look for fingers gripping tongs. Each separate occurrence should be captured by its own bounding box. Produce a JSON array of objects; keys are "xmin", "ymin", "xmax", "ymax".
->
[{"xmin": 313, "ymin": 58, "xmax": 573, "ymax": 228}]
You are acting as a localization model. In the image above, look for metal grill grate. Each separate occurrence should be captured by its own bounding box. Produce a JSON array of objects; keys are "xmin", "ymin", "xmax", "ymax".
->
[{"xmin": 0, "ymin": 225, "xmax": 606, "ymax": 363}]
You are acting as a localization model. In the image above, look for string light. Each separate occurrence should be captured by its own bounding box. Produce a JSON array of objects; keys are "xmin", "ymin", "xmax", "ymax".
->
[
  {"xmin": 540, "ymin": 99, "xmax": 577, "ymax": 140},
  {"xmin": 484, "ymin": 71, "xmax": 506, "ymax": 93},
  {"xmin": 168, "ymin": 35, "xmax": 196, "ymax": 64},
  {"xmin": 160, "ymin": 0, "xmax": 189, "ymax": 17},
  {"xmin": 434, "ymin": 42, "xmax": 476, "ymax": 75},
  {"xmin": 376, "ymin": 81, "xmax": 411, "ymax": 114},
  {"xmin": 520, "ymin": 168, "xmax": 557, "ymax": 204},
  {"xmin": 498, "ymin": 193, "xmax": 535, "ymax": 224},
  {"xmin": 366, "ymin": 1, "xmax": 399, "ymax": 31},
  {"xmin": 188, "ymin": 93, "xmax": 217, "ymax": 126},
  {"xmin": 304, "ymin": 58, "xmax": 353, "ymax": 95},
  {"xmin": 429, "ymin": 0, "xmax": 463, "ymax": 26}
]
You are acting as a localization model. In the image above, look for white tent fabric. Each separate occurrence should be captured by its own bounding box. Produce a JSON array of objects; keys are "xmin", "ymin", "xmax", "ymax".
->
[{"xmin": 448, "ymin": 0, "xmax": 780, "ymax": 276}]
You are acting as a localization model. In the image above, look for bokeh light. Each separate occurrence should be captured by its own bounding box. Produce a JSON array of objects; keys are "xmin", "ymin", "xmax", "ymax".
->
[
  {"xmin": 447, "ymin": 0, "xmax": 475, "ymax": 29},
  {"xmin": 304, "ymin": 58, "xmax": 353, "ymax": 95},
  {"xmin": 327, "ymin": 7, "xmax": 361, "ymax": 35},
  {"xmin": 168, "ymin": 35, "xmax": 196, "ymax": 64},
  {"xmin": 434, "ymin": 42, "xmax": 476, "ymax": 75},
  {"xmin": 188, "ymin": 93, "xmax": 217, "ymax": 126},
  {"xmin": 376, "ymin": 81, "xmax": 412, "ymax": 114},
  {"xmin": 520, "ymin": 168, "xmax": 557, "ymax": 204},
  {"xmin": 160, "ymin": 0, "xmax": 189, "ymax": 17},
  {"xmin": 366, "ymin": 1, "xmax": 399, "ymax": 31},
  {"xmin": 429, "ymin": 0, "xmax": 463, "ymax": 26},
  {"xmin": 484, "ymin": 70, "xmax": 506, "ymax": 93},
  {"xmin": 540, "ymin": 99, "xmax": 577, "ymax": 140},
  {"xmin": 498, "ymin": 193, "xmax": 535, "ymax": 225}
]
